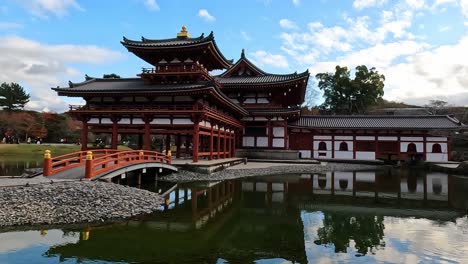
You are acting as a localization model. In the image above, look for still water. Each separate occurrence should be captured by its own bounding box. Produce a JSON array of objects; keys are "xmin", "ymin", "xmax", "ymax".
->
[{"xmin": 0, "ymin": 169, "xmax": 468, "ymax": 264}]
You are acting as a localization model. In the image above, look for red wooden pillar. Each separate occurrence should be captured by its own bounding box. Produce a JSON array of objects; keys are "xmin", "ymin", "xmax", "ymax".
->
[
  {"xmin": 143, "ymin": 120, "xmax": 151, "ymax": 150},
  {"xmin": 423, "ymin": 135, "xmax": 427, "ymax": 161},
  {"xmin": 176, "ymin": 134, "xmax": 181, "ymax": 158},
  {"xmin": 185, "ymin": 135, "xmax": 190, "ymax": 158},
  {"xmin": 267, "ymin": 120, "xmax": 273, "ymax": 148},
  {"xmin": 284, "ymin": 121, "xmax": 288, "ymax": 149},
  {"xmin": 352, "ymin": 134, "xmax": 356, "ymax": 160},
  {"xmin": 227, "ymin": 129, "xmax": 231, "ymax": 158},
  {"xmin": 217, "ymin": 126, "xmax": 221, "ymax": 159},
  {"xmin": 193, "ymin": 122, "xmax": 200, "ymax": 162},
  {"xmin": 223, "ymin": 127, "xmax": 227, "ymax": 159},
  {"xmin": 232, "ymin": 130, "xmax": 236, "ymax": 157},
  {"xmin": 81, "ymin": 120, "xmax": 88, "ymax": 151},
  {"xmin": 111, "ymin": 121, "xmax": 118, "ymax": 149},
  {"xmin": 209, "ymin": 125, "xmax": 214, "ymax": 160},
  {"xmin": 331, "ymin": 134, "xmax": 335, "ymax": 159},
  {"xmin": 165, "ymin": 134, "xmax": 171, "ymax": 153}
]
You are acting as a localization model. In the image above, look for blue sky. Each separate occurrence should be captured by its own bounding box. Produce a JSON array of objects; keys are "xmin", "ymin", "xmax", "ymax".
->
[{"xmin": 1, "ymin": 0, "xmax": 468, "ymax": 112}]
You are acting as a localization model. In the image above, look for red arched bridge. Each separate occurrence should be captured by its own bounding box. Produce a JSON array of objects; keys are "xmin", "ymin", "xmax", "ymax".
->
[{"xmin": 43, "ymin": 149, "xmax": 177, "ymax": 180}]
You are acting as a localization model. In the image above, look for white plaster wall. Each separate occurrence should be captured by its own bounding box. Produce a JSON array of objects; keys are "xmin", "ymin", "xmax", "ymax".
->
[
  {"xmin": 426, "ymin": 137, "xmax": 447, "ymax": 142},
  {"xmin": 272, "ymin": 183, "xmax": 284, "ymax": 191},
  {"xmin": 401, "ymin": 136, "xmax": 423, "ymax": 141},
  {"xmin": 401, "ymin": 142, "xmax": 424, "ymax": 152},
  {"xmin": 173, "ymin": 119, "xmax": 193, "ymax": 125},
  {"xmin": 378, "ymin": 136, "xmax": 398, "ymax": 141},
  {"xmin": 257, "ymin": 98, "xmax": 269, "ymax": 103},
  {"xmin": 254, "ymin": 117, "xmax": 268, "ymax": 121},
  {"xmin": 257, "ymin": 137, "xmax": 268, "ymax": 147},
  {"xmin": 335, "ymin": 136, "xmax": 353, "ymax": 140},
  {"xmin": 242, "ymin": 182, "xmax": 254, "ymax": 191},
  {"xmin": 314, "ymin": 150, "xmax": 331, "ymax": 159},
  {"xmin": 273, "ymin": 138, "xmax": 284, "ymax": 148},
  {"xmin": 356, "ymin": 151, "xmax": 375, "ymax": 160},
  {"xmin": 102, "ymin": 97, "xmax": 114, "ymax": 102},
  {"xmin": 154, "ymin": 96, "xmax": 171, "ymax": 102},
  {"xmin": 335, "ymin": 151, "xmax": 353, "ymax": 159},
  {"xmin": 299, "ymin": 150, "xmax": 311, "ymax": 159},
  {"xmin": 273, "ymin": 127, "xmax": 284, "ymax": 137},
  {"xmin": 132, "ymin": 118, "xmax": 145, "ymax": 125},
  {"xmin": 314, "ymin": 135, "xmax": 332, "ymax": 140},
  {"xmin": 135, "ymin": 96, "xmax": 148, "ymax": 102},
  {"xmin": 243, "ymin": 137, "xmax": 255, "ymax": 147},
  {"xmin": 426, "ymin": 142, "xmax": 448, "ymax": 152},
  {"xmin": 426, "ymin": 153, "xmax": 448, "ymax": 162},
  {"xmin": 88, "ymin": 118, "xmax": 99, "ymax": 124},
  {"xmin": 121, "ymin": 97, "xmax": 133, "ymax": 102},
  {"xmin": 356, "ymin": 171, "xmax": 375, "ymax": 182},
  {"xmin": 231, "ymin": 98, "xmax": 240, "ymax": 104},
  {"xmin": 118, "ymin": 118, "xmax": 131, "ymax": 124},
  {"xmin": 356, "ymin": 136, "xmax": 375, "ymax": 140},
  {"xmin": 173, "ymin": 96, "xmax": 192, "ymax": 102},
  {"xmin": 313, "ymin": 140, "xmax": 331, "ymax": 150},
  {"xmin": 244, "ymin": 98, "xmax": 256, "ymax": 104},
  {"xmin": 153, "ymin": 118, "xmax": 171, "ymax": 125},
  {"xmin": 100, "ymin": 118, "xmax": 112, "ymax": 124},
  {"xmin": 334, "ymin": 141, "xmax": 353, "ymax": 151}
]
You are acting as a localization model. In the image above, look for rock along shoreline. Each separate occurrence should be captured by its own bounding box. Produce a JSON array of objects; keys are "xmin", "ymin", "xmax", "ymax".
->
[
  {"xmin": 0, "ymin": 181, "xmax": 164, "ymax": 228},
  {"xmin": 162, "ymin": 162, "xmax": 384, "ymax": 182}
]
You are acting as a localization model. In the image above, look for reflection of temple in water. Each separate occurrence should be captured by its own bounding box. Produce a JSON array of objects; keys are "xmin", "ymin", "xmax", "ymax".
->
[{"xmin": 46, "ymin": 171, "xmax": 466, "ymax": 263}]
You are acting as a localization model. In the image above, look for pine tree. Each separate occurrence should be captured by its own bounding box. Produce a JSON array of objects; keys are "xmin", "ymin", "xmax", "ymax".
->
[{"xmin": 0, "ymin": 82, "xmax": 30, "ymax": 110}]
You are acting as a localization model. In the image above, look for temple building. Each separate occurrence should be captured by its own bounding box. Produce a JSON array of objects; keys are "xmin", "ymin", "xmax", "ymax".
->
[{"xmin": 53, "ymin": 27, "xmax": 464, "ymax": 163}]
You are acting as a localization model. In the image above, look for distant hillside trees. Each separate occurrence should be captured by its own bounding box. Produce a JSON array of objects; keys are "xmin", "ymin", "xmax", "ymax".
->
[
  {"xmin": 0, "ymin": 82, "xmax": 30, "ymax": 110},
  {"xmin": 316, "ymin": 65, "xmax": 385, "ymax": 115},
  {"xmin": 103, "ymin": 73, "xmax": 121, "ymax": 79}
]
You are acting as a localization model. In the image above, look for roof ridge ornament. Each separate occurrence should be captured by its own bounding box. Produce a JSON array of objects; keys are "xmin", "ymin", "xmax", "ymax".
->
[
  {"xmin": 177, "ymin": 25, "xmax": 190, "ymax": 38},
  {"xmin": 241, "ymin": 48, "xmax": 245, "ymax": 58}
]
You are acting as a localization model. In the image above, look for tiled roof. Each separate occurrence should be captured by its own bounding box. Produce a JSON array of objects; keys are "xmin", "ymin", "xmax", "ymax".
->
[
  {"xmin": 248, "ymin": 106, "xmax": 301, "ymax": 114},
  {"xmin": 53, "ymin": 78, "xmax": 210, "ymax": 92},
  {"xmin": 292, "ymin": 115, "xmax": 465, "ymax": 129},
  {"xmin": 52, "ymin": 77, "xmax": 248, "ymax": 115},
  {"xmin": 215, "ymin": 71, "xmax": 309, "ymax": 85},
  {"xmin": 121, "ymin": 33, "xmax": 211, "ymax": 47}
]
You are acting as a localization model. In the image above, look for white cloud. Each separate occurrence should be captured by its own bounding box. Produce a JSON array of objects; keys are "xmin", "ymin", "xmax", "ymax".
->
[
  {"xmin": 143, "ymin": 0, "xmax": 159, "ymax": 11},
  {"xmin": 249, "ymin": 50, "xmax": 289, "ymax": 68},
  {"xmin": 0, "ymin": 22, "xmax": 23, "ymax": 30},
  {"xmin": 14, "ymin": 0, "xmax": 83, "ymax": 18},
  {"xmin": 198, "ymin": 9, "xmax": 216, "ymax": 22},
  {"xmin": 353, "ymin": 0, "xmax": 387, "ymax": 9},
  {"xmin": 279, "ymin": 19, "xmax": 299, "ymax": 30},
  {"xmin": 0, "ymin": 36, "xmax": 123, "ymax": 112}
]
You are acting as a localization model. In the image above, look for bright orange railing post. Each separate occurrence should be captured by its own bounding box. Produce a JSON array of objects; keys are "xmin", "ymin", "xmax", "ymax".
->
[
  {"xmin": 85, "ymin": 151, "xmax": 94, "ymax": 179},
  {"xmin": 167, "ymin": 150, "xmax": 172, "ymax": 164},
  {"xmin": 43, "ymin": 150, "xmax": 52, "ymax": 176}
]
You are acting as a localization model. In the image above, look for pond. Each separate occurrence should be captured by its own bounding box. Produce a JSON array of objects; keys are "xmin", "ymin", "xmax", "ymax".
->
[{"xmin": 0, "ymin": 169, "xmax": 467, "ymax": 263}]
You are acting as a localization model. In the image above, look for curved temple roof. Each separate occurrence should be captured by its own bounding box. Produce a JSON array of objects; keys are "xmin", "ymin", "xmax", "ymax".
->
[
  {"xmin": 292, "ymin": 115, "xmax": 465, "ymax": 130},
  {"xmin": 121, "ymin": 30, "xmax": 233, "ymax": 70}
]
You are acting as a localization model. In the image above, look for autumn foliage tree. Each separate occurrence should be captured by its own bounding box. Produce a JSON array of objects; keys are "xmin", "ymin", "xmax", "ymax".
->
[{"xmin": 316, "ymin": 65, "xmax": 385, "ymax": 114}]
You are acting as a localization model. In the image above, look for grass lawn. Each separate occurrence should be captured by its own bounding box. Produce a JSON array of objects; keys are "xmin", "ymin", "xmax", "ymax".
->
[{"xmin": 0, "ymin": 144, "xmax": 132, "ymax": 161}]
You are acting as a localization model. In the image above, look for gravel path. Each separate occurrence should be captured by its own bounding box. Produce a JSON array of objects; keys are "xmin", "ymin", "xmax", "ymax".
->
[
  {"xmin": 0, "ymin": 181, "xmax": 164, "ymax": 228},
  {"xmin": 162, "ymin": 162, "xmax": 384, "ymax": 182}
]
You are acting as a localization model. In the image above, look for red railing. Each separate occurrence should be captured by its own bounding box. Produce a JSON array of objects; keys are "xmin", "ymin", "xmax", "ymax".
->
[{"xmin": 43, "ymin": 149, "xmax": 171, "ymax": 179}]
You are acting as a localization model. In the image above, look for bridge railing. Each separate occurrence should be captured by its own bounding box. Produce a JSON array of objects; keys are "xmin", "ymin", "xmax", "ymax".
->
[
  {"xmin": 43, "ymin": 149, "xmax": 122, "ymax": 177},
  {"xmin": 43, "ymin": 150, "xmax": 171, "ymax": 178}
]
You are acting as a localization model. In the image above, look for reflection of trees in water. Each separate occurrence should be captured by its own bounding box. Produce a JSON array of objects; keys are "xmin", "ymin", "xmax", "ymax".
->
[{"xmin": 314, "ymin": 213, "xmax": 385, "ymax": 255}]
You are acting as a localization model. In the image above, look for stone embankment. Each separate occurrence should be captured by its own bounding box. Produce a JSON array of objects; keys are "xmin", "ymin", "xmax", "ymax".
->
[
  {"xmin": 0, "ymin": 181, "xmax": 164, "ymax": 228},
  {"xmin": 162, "ymin": 162, "xmax": 383, "ymax": 182}
]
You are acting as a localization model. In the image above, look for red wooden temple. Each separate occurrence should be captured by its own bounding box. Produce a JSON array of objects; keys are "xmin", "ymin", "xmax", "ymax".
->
[{"xmin": 54, "ymin": 27, "xmax": 464, "ymax": 163}]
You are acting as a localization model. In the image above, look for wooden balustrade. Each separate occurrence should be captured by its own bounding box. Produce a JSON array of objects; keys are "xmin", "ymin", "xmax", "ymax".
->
[{"xmin": 43, "ymin": 149, "xmax": 171, "ymax": 179}]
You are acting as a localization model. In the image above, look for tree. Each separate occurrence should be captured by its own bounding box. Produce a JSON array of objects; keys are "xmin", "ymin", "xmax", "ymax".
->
[
  {"xmin": 316, "ymin": 65, "xmax": 385, "ymax": 114},
  {"xmin": 103, "ymin": 73, "xmax": 121, "ymax": 79},
  {"xmin": 425, "ymin": 100, "xmax": 448, "ymax": 115},
  {"xmin": 0, "ymin": 82, "xmax": 30, "ymax": 110}
]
